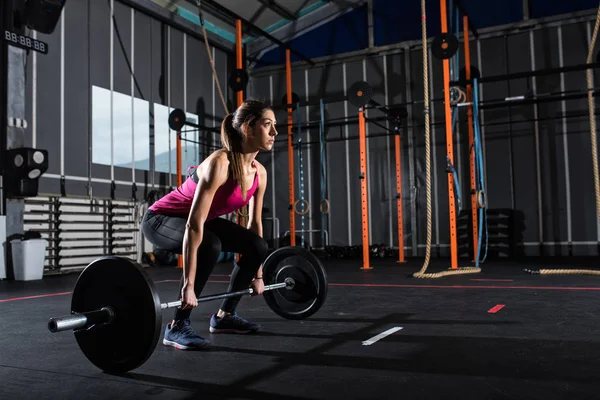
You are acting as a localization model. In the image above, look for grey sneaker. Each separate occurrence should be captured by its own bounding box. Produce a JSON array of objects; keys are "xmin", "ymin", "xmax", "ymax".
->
[
  {"xmin": 209, "ymin": 313, "xmax": 261, "ymax": 334},
  {"xmin": 163, "ymin": 319, "xmax": 210, "ymax": 349}
]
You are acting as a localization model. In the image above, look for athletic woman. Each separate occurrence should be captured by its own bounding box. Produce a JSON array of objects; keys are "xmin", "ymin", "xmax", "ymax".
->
[{"xmin": 141, "ymin": 100, "xmax": 277, "ymax": 349}]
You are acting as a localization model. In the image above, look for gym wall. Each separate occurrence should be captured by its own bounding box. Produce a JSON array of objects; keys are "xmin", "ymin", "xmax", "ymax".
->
[
  {"xmin": 21, "ymin": 0, "xmax": 231, "ymax": 202},
  {"xmin": 249, "ymin": 12, "xmax": 600, "ymax": 258}
]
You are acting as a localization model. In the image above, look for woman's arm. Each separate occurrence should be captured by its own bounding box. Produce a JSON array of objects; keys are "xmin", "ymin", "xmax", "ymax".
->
[
  {"xmin": 180, "ymin": 154, "xmax": 229, "ymax": 308},
  {"xmin": 248, "ymin": 163, "xmax": 268, "ymax": 277}
]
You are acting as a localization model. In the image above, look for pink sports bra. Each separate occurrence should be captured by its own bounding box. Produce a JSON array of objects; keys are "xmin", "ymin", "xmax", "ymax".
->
[{"xmin": 149, "ymin": 161, "xmax": 259, "ymax": 220}]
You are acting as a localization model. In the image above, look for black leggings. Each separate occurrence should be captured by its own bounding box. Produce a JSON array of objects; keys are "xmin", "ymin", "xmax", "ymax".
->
[{"xmin": 141, "ymin": 210, "xmax": 268, "ymax": 321}]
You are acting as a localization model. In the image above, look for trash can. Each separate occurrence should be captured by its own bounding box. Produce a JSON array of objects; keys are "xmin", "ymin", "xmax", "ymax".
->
[{"xmin": 11, "ymin": 238, "xmax": 47, "ymax": 281}]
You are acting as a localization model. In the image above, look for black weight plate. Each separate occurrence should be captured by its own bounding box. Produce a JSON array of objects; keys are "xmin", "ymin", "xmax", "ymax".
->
[
  {"xmin": 348, "ymin": 81, "xmax": 373, "ymax": 107},
  {"xmin": 72, "ymin": 256, "xmax": 162, "ymax": 373},
  {"xmin": 168, "ymin": 108, "xmax": 186, "ymax": 131},
  {"xmin": 432, "ymin": 33, "xmax": 459, "ymax": 60},
  {"xmin": 274, "ymin": 265, "xmax": 317, "ymax": 303},
  {"xmin": 262, "ymin": 246, "xmax": 328, "ymax": 320},
  {"xmin": 281, "ymin": 92, "xmax": 300, "ymax": 110},
  {"xmin": 228, "ymin": 68, "xmax": 249, "ymax": 92}
]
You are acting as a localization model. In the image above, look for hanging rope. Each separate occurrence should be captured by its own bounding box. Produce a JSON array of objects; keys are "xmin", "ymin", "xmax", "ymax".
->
[
  {"xmin": 590, "ymin": 4, "xmax": 600, "ymax": 239},
  {"xmin": 196, "ymin": 0, "xmax": 229, "ymax": 114},
  {"xmin": 195, "ymin": 1, "xmax": 253, "ymax": 222},
  {"xmin": 412, "ymin": 0, "xmax": 434, "ymax": 277},
  {"xmin": 526, "ymin": 4, "xmax": 600, "ymax": 276},
  {"xmin": 413, "ymin": 0, "xmax": 480, "ymax": 278}
]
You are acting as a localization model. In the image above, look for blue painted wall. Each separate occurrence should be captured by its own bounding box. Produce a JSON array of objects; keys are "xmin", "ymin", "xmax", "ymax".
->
[
  {"xmin": 256, "ymin": 4, "xmax": 369, "ymax": 66},
  {"xmin": 256, "ymin": 0, "xmax": 598, "ymax": 67}
]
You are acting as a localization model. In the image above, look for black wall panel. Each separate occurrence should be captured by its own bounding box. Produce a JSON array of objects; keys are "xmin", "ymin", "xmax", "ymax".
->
[
  {"xmin": 112, "ymin": 1, "xmax": 133, "ymax": 186},
  {"xmin": 345, "ymin": 59, "xmax": 366, "ymax": 246},
  {"xmin": 322, "ymin": 63, "xmax": 350, "ymax": 246},
  {"xmin": 364, "ymin": 56, "xmax": 390, "ymax": 246},
  {"xmin": 169, "ymin": 28, "xmax": 185, "ymax": 111},
  {"xmin": 505, "ymin": 32, "xmax": 539, "ymax": 247},
  {"xmin": 35, "ymin": 6, "xmax": 63, "ymax": 177},
  {"xmin": 133, "ymin": 10, "xmax": 153, "ymax": 192},
  {"xmin": 562, "ymin": 22, "xmax": 596, "ymax": 250},
  {"xmin": 384, "ymin": 53, "xmax": 406, "ymax": 250},
  {"xmin": 533, "ymin": 26, "xmax": 565, "ymax": 253},
  {"xmin": 88, "ymin": 0, "xmax": 111, "ymax": 184},
  {"xmin": 63, "ymin": 0, "xmax": 90, "ymax": 197}
]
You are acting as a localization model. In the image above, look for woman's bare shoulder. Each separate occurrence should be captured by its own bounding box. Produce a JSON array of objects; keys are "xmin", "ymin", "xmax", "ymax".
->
[{"xmin": 196, "ymin": 150, "xmax": 230, "ymax": 183}]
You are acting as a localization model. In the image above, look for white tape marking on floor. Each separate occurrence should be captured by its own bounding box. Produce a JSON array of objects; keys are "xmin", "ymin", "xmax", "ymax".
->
[{"xmin": 362, "ymin": 327, "xmax": 403, "ymax": 346}]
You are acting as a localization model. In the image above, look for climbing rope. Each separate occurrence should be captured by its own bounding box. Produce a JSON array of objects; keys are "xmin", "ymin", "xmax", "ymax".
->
[
  {"xmin": 195, "ymin": 1, "xmax": 252, "ymax": 226},
  {"xmin": 526, "ymin": 3, "xmax": 600, "ymax": 275},
  {"xmin": 412, "ymin": 0, "xmax": 480, "ymax": 278},
  {"xmin": 196, "ymin": 0, "xmax": 228, "ymax": 114},
  {"xmin": 412, "ymin": 0, "xmax": 434, "ymax": 277},
  {"xmin": 589, "ymin": 4, "xmax": 600, "ymax": 234}
]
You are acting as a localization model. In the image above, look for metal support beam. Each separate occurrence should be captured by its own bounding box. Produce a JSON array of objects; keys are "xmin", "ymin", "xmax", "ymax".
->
[
  {"xmin": 247, "ymin": 0, "xmax": 366, "ymax": 67},
  {"xmin": 453, "ymin": 0, "xmax": 479, "ymax": 38},
  {"xmin": 200, "ymin": 0, "xmax": 315, "ymax": 65},
  {"xmin": 119, "ymin": 0, "xmax": 234, "ymax": 53},
  {"xmin": 256, "ymin": 0, "xmax": 297, "ymax": 21}
]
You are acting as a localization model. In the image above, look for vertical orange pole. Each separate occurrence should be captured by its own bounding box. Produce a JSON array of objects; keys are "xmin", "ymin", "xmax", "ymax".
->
[
  {"xmin": 395, "ymin": 133, "xmax": 405, "ymax": 263},
  {"xmin": 235, "ymin": 19, "xmax": 245, "ymax": 264},
  {"xmin": 359, "ymin": 109, "xmax": 371, "ymax": 270},
  {"xmin": 464, "ymin": 16, "xmax": 478, "ymax": 262},
  {"xmin": 286, "ymin": 49, "xmax": 296, "ymax": 246},
  {"xmin": 440, "ymin": 0, "xmax": 458, "ymax": 269},
  {"xmin": 236, "ymin": 19, "xmax": 244, "ymax": 107},
  {"xmin": 177, "ymin": 131, "xmax": 183, "ymax": 268}
]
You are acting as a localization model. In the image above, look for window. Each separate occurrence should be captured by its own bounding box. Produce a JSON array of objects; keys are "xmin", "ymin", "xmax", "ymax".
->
[
  {"xmin": 92, "ymin": 85, "xmax": 150, "ymax": 171},
  {"xmin": 91, "ymin": 86, "xmax": 111, "ymax": 166},
  {"xmin": 133, "ymin": 98, "xmax": 151, "ymax": 170}
]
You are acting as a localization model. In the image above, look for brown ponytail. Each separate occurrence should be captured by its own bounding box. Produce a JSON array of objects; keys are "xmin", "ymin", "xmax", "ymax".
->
[{"xmin": 220, "ymin": 100, "xmax": 272, "ymax": 201}]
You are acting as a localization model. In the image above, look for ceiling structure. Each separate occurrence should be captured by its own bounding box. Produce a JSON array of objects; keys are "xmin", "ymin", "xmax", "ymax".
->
[{"xmin": 149, "ymin": 0, "xmax": 366, "ymax": 64}]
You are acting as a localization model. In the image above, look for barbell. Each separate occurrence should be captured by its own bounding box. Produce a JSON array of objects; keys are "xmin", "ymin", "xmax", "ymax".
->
[{"xmin": 47, "ymin": 246, "xmax": 328, "ymax": 374}]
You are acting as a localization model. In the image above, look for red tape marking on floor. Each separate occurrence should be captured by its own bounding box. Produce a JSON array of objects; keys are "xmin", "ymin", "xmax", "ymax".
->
[
  {"xmin": 488, "ymin": 304, "xmax": 505, "ymax": 313},
  {"xmin": 328, "ymin": 283, "xmax": 600, "ymax": 291},
  {"xmin": 0, "ymin": 280, "xmax": 232, "ymax": 303},
  {"xmin": 0, "ymin": 292, "xmax": 72, "ymax": 303},
  {"xmin": 3, "ymin": 280, "xmax": 600, "ymax": 304}
]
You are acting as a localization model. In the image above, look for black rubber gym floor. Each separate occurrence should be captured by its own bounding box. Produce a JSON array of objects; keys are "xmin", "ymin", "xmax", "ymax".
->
[{"xmin": 1, "ymin": 256, "xmax": 600, "ymax": 400}]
